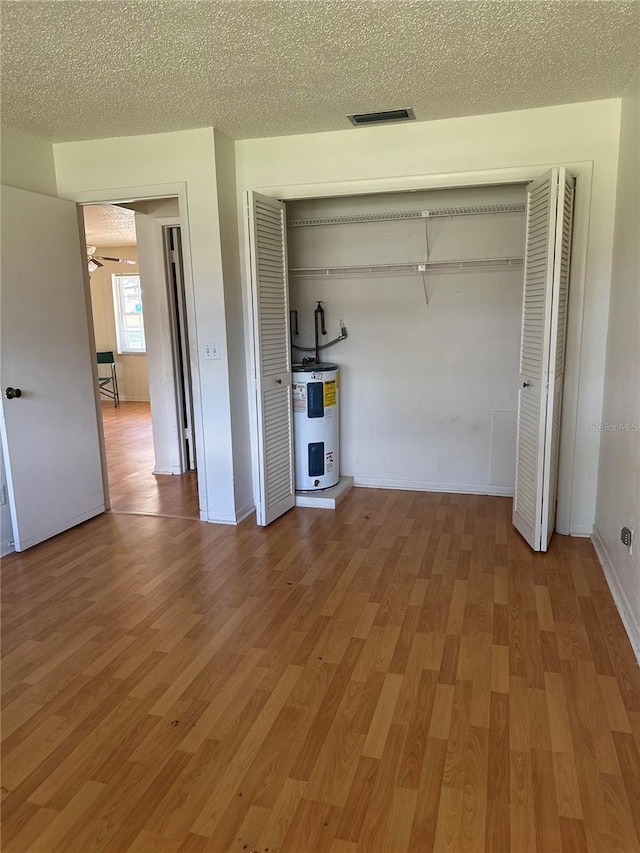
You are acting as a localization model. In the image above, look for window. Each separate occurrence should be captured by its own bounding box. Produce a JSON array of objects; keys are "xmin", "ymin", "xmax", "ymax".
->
[{"xmin": 112, "ymin": 274, "xmax": 146, "ymax": 353}]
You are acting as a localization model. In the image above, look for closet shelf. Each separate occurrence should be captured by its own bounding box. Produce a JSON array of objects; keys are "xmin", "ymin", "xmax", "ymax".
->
[
  {"xmin": 287, "ymin": 203, "xmax": 525, "ymax": 228},
  {"xmin": 289, "ymin": 257, "xmax": 524, "ymax": 278}
]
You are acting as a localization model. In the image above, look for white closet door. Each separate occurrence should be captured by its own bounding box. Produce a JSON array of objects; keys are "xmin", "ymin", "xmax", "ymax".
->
[
  {"xmin": 541, "ymin": 170, "xmax": 575, "ymax": 547},
  {"xmin": 247, "ymin": 192, "xmax": 295, "ymax": 526},
  {"xmin": 513, "ymin": 168, "xmax": 574, "ymax": 551}
]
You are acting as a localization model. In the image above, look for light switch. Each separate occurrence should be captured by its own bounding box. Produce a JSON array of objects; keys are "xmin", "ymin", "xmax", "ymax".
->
[{"xmin": 203, "ymin": 341, "xmax": 221, "ymax": 360}]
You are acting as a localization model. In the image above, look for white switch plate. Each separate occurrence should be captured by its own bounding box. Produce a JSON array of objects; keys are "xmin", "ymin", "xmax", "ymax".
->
[{"xmin": 203, "ymin": 341, "xmax": 221, "ymax": 360}]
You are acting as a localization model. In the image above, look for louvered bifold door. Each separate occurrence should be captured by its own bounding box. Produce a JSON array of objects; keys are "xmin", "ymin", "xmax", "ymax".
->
[
  {"xmin": 513, "ymin": 168, "xmax": 574, "ymax": 551},
  {"xmin": 247, "ymin": 192, "xmax": 295, "ymax": 526},
  {"xmin": 540, "ymin": 169, "xmax": 575, "ymax": 548}
]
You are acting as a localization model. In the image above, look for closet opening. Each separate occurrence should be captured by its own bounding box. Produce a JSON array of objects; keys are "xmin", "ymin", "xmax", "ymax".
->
[
  {"xmin": 247, "ymin": 168, "xmax": 576, "ymax": 552},
  {"xmin": 286, "ymin": 183, "xmax": 527, "ymax": 504}
]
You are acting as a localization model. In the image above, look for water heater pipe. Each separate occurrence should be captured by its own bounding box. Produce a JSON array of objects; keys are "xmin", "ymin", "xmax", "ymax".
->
[
  {"xmin": 314, "ymin": 302, "xmax": 327, "ymax": 363},
  {"xmin": 292, "ymin": 321, "xmax": 347, "ymax": 356}
]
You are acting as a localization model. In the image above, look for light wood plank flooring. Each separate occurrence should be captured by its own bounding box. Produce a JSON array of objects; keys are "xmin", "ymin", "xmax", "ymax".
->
[
  {"xmin": 2, "ymin": 491, "xmax": 639, "ymax": 852},
  {"xmin": 101, "ymin": 401, "xmax": 199, "ymax": 519}
]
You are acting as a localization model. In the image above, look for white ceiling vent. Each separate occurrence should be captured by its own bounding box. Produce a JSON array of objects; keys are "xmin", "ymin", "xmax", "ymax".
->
[{"xmin": 347, "ymin": 108, "xmax": 416, "ymax": 127}]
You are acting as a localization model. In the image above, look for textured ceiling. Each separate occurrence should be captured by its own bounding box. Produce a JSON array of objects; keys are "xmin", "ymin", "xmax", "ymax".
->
[
  {"xmin": 1, "ymin": 1, "xmax": 638, "ymax": 143},
  {"xmin": 82, "ymin": 204, "xmax": 136, "ymax": 248}
]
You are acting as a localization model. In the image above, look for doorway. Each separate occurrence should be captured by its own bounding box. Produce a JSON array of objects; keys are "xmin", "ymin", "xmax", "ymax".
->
[{"xmin": 83, "ymin": 202, "xmax": 199, "ymax": 520}]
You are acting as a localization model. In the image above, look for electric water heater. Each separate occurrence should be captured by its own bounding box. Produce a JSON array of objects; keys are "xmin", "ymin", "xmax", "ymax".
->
[{"xmin": 292, "ymin": 363, "xmax": 339, "ymax": 491}]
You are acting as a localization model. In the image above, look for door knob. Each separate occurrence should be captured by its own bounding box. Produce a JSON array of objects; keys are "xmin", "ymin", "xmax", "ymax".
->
[
  {"xmin": 522, "ymin": 382, "xmax": 531, "ymax": 388},
  {"xmin": 275, "ymin": 378, "xmax": 282, "ymax": 384},
  {"xmin": 4, "ymin": 387, "xmax": 22, "ymax": 399}
]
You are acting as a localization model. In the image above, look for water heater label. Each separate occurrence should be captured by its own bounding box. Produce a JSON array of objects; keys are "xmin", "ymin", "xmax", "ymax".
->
[
  {"xmin": 292, "ymin": 383, "xmax": 306, "ymax": 412},
  {"xmin": 323, "ymin": 380, "xmax": 336, "ymax": 407},
  {"xmin": 325, "ymin": 450, "xmax": 335, "ymax": 472}
]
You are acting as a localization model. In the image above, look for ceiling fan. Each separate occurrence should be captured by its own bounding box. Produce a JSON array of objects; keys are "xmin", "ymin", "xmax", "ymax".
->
[{"xmin": 86, "ymin": 246, "xmax": 136, "ymax": 273}]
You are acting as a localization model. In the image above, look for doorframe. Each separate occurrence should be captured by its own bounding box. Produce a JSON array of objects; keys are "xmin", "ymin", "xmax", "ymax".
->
[
  {"xmin": 244, "ymin": 161, "xmax": 594, "ymax": 535},
  {"xmin": 61, "ymin": 182, "xmax": 206, "ymax": 518},
  {"xmin": 160, "ymin": 220, "xmax": 196, "ymax": 473},
  {"xmin": 77, "ymin": 206, "xmax": 111, "ymax": 511}
]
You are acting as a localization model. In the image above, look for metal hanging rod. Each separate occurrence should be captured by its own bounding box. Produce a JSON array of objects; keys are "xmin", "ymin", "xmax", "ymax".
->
[
  {"xmin": 286, "ymin": 203, "xmax": 525, "ymax": 228},
  {"xmin": 289, "ymin": 257, "xmax": 523, "ymax": 278}
]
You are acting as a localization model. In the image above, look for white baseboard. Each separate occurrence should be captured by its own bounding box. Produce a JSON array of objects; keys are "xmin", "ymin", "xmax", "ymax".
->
[
  {"xmin": 592, "ymin": 525, "xmax": 640, "ymax": 665},
  {"xmin": 235, "ymin": 503, "xmax": 255, "ymax": 524},
  {"xmin": 206, "ymin": 512, "xmax": 237, "ymax": 525},
  {"xmin": 206, "ymin": 502, "xmax": 255, "ymax": 526},
  {"xmin": 1, "ymin": 540, "xmax": 15, "ymax": 558},
  {"xmin": 569, "ymin": 524, "xmax": 593, "ymax": 537},
  {"xmin": 353, "ymin": 477, "xmax": 514, "ymax": 497}
]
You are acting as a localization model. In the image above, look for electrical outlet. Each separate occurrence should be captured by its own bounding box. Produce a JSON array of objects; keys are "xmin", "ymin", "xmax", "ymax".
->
[
  {"xmin": 203, "ymin": 341, "xmax": 221, "ymax": 361},
  {"xmin": 621, "ymin": 526, "xmax": 633, "ymax": 553},
  {"xmin": 0, "ymin": 485, "xmax": 6, "ymax": 506}
]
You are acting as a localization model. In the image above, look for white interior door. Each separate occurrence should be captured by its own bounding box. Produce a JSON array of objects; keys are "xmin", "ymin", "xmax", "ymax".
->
[
  {"xmin": 0, "ymin": 185, "xmax": 105, "ymax": 551},
  {"xmin": 247, "ymin": 191, "xmax": 295, "ymax": 526},
  {"xmin": 164, "ymin": 225, "xmax": 196, "ymax": 472},
  {"xmin": 513, "ymin": 168, "xmax": 575, "ymax": 551}
]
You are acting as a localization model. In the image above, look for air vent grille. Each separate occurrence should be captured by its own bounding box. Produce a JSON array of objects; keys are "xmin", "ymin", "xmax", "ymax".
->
[{"xmin": 347, "ymin": 108, "xmax": 415, "ymax": 127}]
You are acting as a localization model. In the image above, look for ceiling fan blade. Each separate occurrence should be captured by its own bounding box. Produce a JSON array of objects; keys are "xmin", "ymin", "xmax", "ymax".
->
[{"xmin": 96, "ymin": 256, "xmax": 136, "ymax": 265}]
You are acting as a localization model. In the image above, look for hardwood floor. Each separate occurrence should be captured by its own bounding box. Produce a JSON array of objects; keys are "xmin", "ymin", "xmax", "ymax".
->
[
  {"xmin": 101, "ymin": 401, "xmax": 199, "ymax": 519},
  {"xmin": 2, "ymin": 490, "xmax": 639, "ymax": 852}
]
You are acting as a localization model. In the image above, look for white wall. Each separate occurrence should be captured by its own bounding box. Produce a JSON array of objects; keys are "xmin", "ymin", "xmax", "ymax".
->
[
  {"xmin": 89, "ymin": 247, "xmax": 150, "ymax": 402},
  {"xmin": 134, "ymin": 210, "xmax": 185, "ymax": 475},
  {"xmin": 117, "ymin": 193, "xmax": 188, "ymax": 474},
  {"xmin": 1, "ymin": 126, "xmax": 57, "ymax": 197},
  {"xmin": 214, "ymin": 130, "xmax": 253, "ymax": 518},
  {"xmin": 288, "ymin": 185, "xmax": 525, "ymax": 494},
  {"xmin": 236, "ymin": 99, "xmax": 622, "ymax": 535},
  {"xmin": 54, "ymin": 128, "xmax": 251, "ymax": 523},
  {"xmin": 1, "ymin": 127, "xmax": 58, "ymax": 555},
  {"xmin": 594, "ymin": 71, "xmax": 640, "ymax": 660}
]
